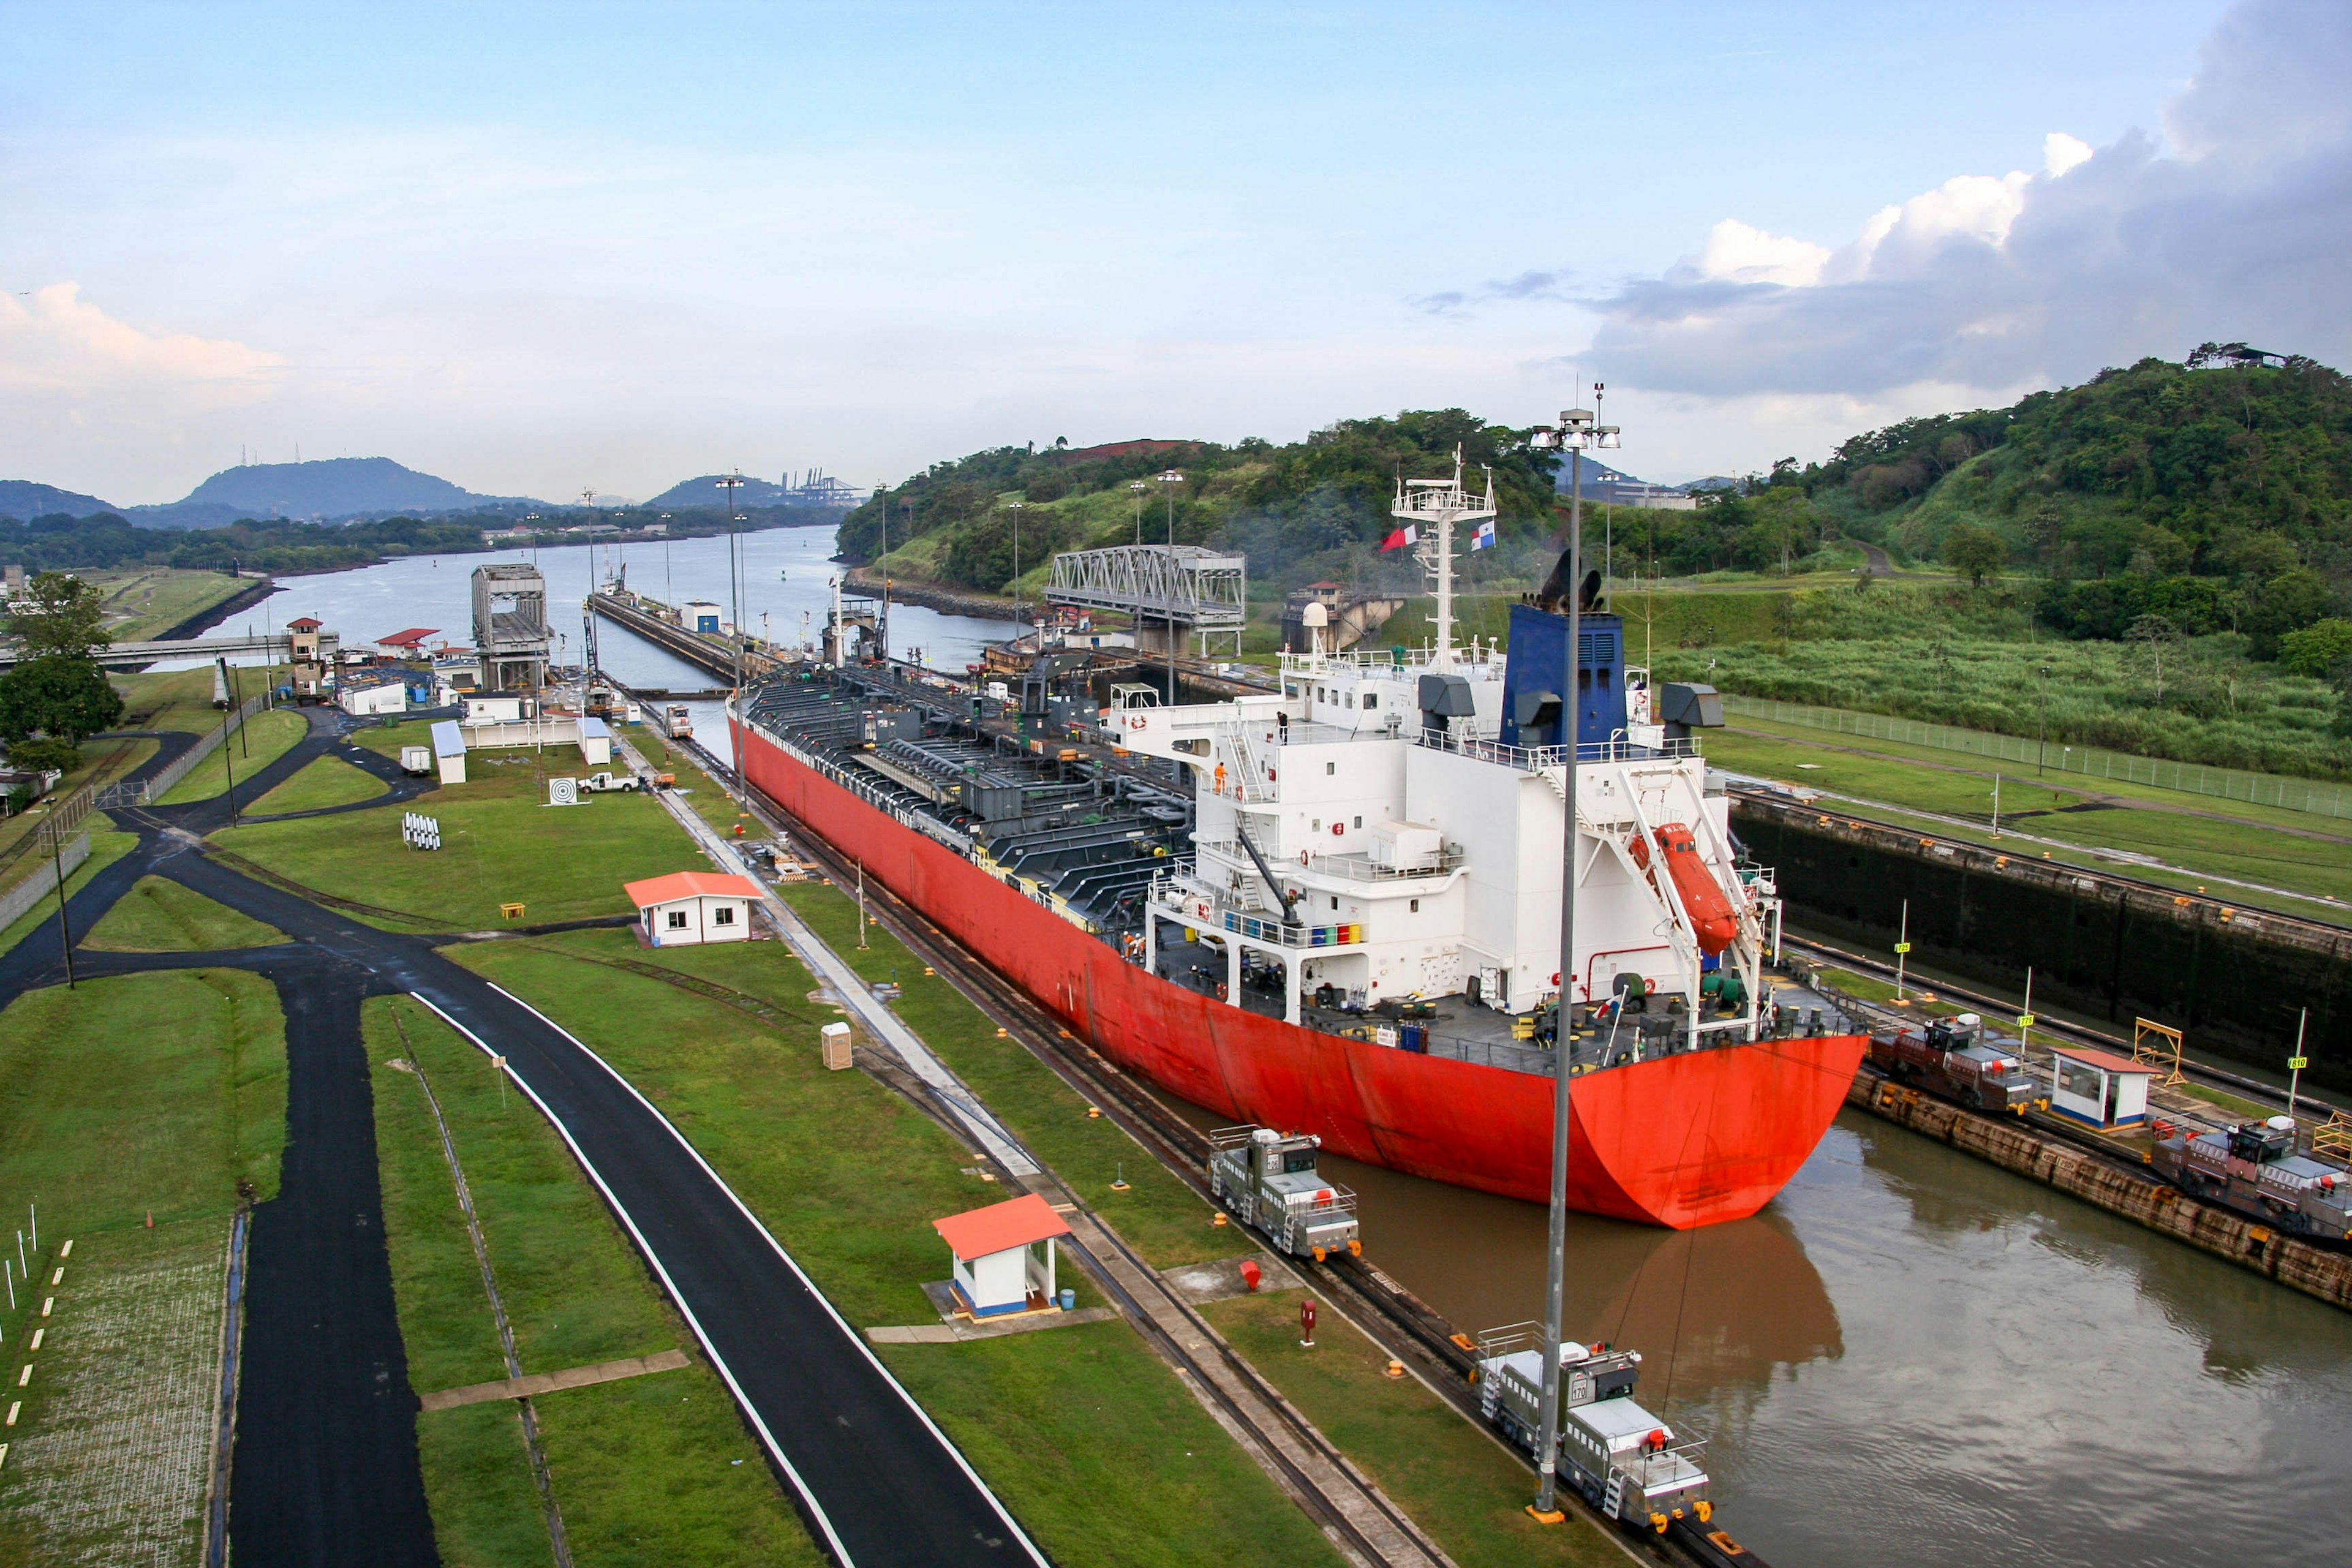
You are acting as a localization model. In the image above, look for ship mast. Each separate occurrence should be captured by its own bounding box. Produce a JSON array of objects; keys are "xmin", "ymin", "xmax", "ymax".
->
[{"xmin": 1391, "ymin": 447, "xmax": 1494, "ymax": 669}]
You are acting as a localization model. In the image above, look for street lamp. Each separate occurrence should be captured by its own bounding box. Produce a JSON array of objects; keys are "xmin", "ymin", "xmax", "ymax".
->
[
  {"xmin": 1005, "ymin": 501, "xmax": 1027, "ymax": 633},
  {"xmin": 1129, "ymin": 478, "xmax": 1148, "ymax": 546},
  {"xmin": 1156, "ymin": 470, "xmax": 1185, "ymax": 699},
  {"xmin": 1520, "ymin": 387, "xmax": 1622, "ymax": 1523}
]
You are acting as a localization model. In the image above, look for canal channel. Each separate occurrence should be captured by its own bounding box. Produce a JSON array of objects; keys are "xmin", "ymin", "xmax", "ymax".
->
[{"xmin": 167, "ymin": 528, "xmax": 2352, "ymax": 1567}]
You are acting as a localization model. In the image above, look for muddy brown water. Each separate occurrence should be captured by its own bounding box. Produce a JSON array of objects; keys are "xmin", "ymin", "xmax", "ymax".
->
[{"xmin": 1278, "ymin": 1108, "xmax": 2352, "ymax": 1568}]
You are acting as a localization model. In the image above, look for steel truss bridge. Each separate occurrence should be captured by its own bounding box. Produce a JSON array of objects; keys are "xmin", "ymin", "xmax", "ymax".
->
[
  {"xmin": 1044, "ymin": 545, "xmax": 1248, "ymax": 655},
  {"xmin": 0, "ymin": 631, "xmax": 342, "ymax": 671}
]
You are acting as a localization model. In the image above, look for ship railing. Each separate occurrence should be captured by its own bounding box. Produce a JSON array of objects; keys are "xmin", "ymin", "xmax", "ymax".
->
[
  {"xmin": 1471, "ymin": 1321, "xmax": 1545, "ymax": 1360},
  {"xmin": 1414, "ymin": 727, "xmax": 1698, "ymax": 772},
  {"xmin": 1196, "ymin": 839, "xmax": 1463, "ymax": 883}
]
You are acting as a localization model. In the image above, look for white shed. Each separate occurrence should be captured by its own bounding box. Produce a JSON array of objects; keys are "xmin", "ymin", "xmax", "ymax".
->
[
  {"xmin": 339, "ymin": 677, "xmax": 407, "ymax": 717},
  {"xmin": 932, "ymin": 1193, "xmax": 1072, "ymax": 1319},
  {"xmin": 429, "ymin": 719, "xmax": 467, "ymax": 785},
  {"xmin": 578, "ymin": 715, "xmax": 613, "ymax": 767},
  {"xmin": 2048, "ymin": 1045, "xmax": 2154, "ymax": 1129},
  {"xmin": 624, "ymin": 871, "xmax": 760, "ymax": 947},
  {"xmin": 682, "ymin": 601, "xmax": 725, "ymax": 634},
  {"xmin": 464, "ymin": 692, "xmax": 532, "ymax": 724}
]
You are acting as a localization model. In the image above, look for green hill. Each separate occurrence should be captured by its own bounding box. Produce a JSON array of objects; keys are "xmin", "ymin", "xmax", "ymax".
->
[{"xmin": 839, "ymin": 412, "xmax": 1566, "ymax": 599}]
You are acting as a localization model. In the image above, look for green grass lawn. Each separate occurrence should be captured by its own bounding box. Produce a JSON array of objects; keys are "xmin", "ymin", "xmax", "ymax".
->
[
  {"xmin": 0, "ymin": 968, "xmax": 282, "ymax": 1556},
  {"xmin": 82, "ymin": 875, "xmax": 288, "ymax": 951},
  {"xmin": 112, "ymin": 666, "xmax": 291, "ymax": 737},
  {"xmin": 364, "ymin": 994, "xmax": 816, "ymax": 1567},
  {"xmin": 1203, "ymin": 1289, "xmax": 1624, "ymax": 1568},
  {"xmin": 213, "ymin": 744, "xmax": 691, "ymax": 930},
  {"xmin": 156, "ymin": 708, "xmax": 312, "ymax": 805},
  {"xmin": 1708, "ymin": 724, "xmax": 2352, "ymax": 910},
  {"xmin": 443, "ymin": 930, "xmax": 1347, "ymax": 1567},
  {"xmin": 248, "ymin": 755, "xmax": 390, "ymax": 815},
  {"xmin": 89, "ymin": 568, "xmax": 251, "ymax": 641},
  {"xmin": 776, "ymin": 880, "xmax": 1228, "ymax": 1270}
]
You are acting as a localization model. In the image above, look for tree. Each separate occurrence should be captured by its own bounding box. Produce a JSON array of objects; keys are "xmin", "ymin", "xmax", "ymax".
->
[
  {"xmin": 2128, "ymin": 613, "xmax": 2182, "ymax": 701},
  {"xmin": 0, "ymin": 654, "xmax": 126, "ymax": 768},
  {"xmin": 2280, "ymin": 617, "xmax": 2352, "ymax": 677},
  {"xmin": 1942, "ymin": 522, "xmax": 2008, "ymax": 587},
  {"xmin": 6, "ymin": 570, "xmax": 110, "ymax": 657}
]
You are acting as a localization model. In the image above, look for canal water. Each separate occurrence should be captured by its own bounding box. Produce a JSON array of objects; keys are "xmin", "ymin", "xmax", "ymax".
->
[
  {"xmin": 160, "ymin": 535, "xmax": 2351, "ymax": 1566},
  {"xmin": 160, "ymin": 524, "xmax": 1022, "ymax": 742},
  {"xmin": 1324, "ymin": 1110, "xmax": 2352, "ymax": 1568}
]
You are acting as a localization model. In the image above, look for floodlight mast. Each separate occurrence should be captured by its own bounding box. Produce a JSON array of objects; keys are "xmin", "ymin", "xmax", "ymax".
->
[
  {"xmin": 1156, "ymin": 470, "xmax": 1185, "ymax": 699},
  {"xmin": 716, "ymin": 470, "xmax": 748, "ymax": 788},
  {"xmin": 1521, "ymin": 386, "xmax": 1621, "ymax": 1522}
]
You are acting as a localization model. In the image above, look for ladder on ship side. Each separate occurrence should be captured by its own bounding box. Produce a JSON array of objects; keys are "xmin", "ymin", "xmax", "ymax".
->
[{"xmin": 1218, "ymin": 720, "xmax": 1278, "ymax": 802}]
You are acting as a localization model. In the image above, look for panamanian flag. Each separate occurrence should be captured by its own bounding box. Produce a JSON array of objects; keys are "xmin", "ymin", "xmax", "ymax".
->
[
  {"xmin": 1471, "ymin": 519, "xmax": 1496, "ymax": 550},
  {"xmin": 1379, "ymin": 523, "xmax": 1419, "ymax": 552}
]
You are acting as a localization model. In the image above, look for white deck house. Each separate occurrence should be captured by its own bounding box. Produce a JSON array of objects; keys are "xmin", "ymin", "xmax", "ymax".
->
[
  {"xmin": 2048, "ymin": 1045, "xmax": 2154, "ymax": 1129},
  {"xmin": 624, "ymin": 871, "xmax": 760, "ymax": 947},
  {"xmin": 932, "ymin": 1193, "xmax": 1071, "ymax": 1318},
  {"xmin": 338, "ymin": 675, "xmax": 408, "ymax": 717}
]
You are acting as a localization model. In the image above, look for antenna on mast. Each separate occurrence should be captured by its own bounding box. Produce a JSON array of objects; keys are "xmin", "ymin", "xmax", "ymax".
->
[{"xmin": 1390, "ymin": 445, "xmax": 1495, "ymax": 669}]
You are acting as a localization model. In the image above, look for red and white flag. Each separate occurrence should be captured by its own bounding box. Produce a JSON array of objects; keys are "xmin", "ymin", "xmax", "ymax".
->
[{"xmin": 1379, "ymin": 524, "xmax": 1418, "ymax": 552}]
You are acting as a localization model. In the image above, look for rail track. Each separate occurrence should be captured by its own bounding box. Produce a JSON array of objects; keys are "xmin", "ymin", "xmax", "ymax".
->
[{"xmin": 693, "ymin": 736, "xmax": 1736, "ymax": 1568}]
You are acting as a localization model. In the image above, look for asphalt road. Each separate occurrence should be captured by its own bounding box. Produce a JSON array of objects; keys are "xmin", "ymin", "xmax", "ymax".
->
[{"xmin": 0, "ymin": 706, "xmax": 1042, "ymax": 1567}]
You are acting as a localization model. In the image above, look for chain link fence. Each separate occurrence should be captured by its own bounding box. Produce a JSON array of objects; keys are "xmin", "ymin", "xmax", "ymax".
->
[{"xmin": 1720, "ymin": 693, "xmax": 2352, "ymax": 821}]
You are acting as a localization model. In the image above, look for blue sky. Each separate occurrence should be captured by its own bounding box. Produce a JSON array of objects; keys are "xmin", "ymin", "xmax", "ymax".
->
[{"xmin": 4, "ymin": 0, "xmax": 2337, "ymax": 505}]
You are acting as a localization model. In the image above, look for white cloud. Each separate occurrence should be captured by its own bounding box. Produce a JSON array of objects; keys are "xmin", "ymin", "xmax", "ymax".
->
[
  {"xmin": 1579, "ymin": 0, "xmax": 2352, "ymax": 399},
  {"xmin": 0, "ymin": 284, "xmax": 284, "ymax": 403}
]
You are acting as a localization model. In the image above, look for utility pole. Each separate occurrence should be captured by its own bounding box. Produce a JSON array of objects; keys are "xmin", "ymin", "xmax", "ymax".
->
[
  {"xmin": 47, "ymin": 817, "xmax": 75, "ymax": 989},
  {"xmin": 717, "ymin": 472, "xmax": 748, "ymax": 788},
  {"xmin": 2288, "ymin": 1008, "xmax": 2310, "ymax": 1131},
  {"xmin": 1129, "ymin": 479, "xmax": 1148, "ymax": 546},
  {"xmin": 2037, "ymin": 667, "xmax": 2051, "ymax": 774},
  {"xmin": 1523, "ymin": 388, "xmax": 1621, "ymax": 1523},
  {"xmin": 1894, "ymin": 899, "xmax": 1910, "ymax": 1000},
  {"xmin": 875, "ymin": 481, "xmax": 891, "ymax": 662},
  {"xmin": 217, "ymin": 658, "xmax": 241, "ymax": 827},
  {"xmin": 1006, "ymin": 501, "xmax": 1025, "ymax": 635}
]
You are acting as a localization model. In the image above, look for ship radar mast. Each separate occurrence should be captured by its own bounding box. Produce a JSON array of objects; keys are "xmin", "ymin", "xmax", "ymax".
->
[{"xmin": 1391, "ymin": 446, "xmax": 1494, "ymax": 669}]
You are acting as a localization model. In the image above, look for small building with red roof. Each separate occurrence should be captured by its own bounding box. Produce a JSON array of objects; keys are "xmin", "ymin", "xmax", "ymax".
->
[
  {"xmin": 622, "ymin": 870, "xmax": 762, "ymax": 947},
  {"xmin": 933, "ymin": 1193, "xmax": 1072, "ymax": 1317},
  {"xmin": 2048, "ymin": 1044, "xmax": 2154, "ymax": 1129},
  {"xmin": 375, "ymin": 627, "xmax": 440, "ymax": 656}
]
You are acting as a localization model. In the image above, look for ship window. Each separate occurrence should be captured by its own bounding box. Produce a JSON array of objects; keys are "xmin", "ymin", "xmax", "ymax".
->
[
  {"xmin": 1330, "ymin": 896, "xmax": 1340, "ymax": 910},
  {"xmin": 1353, "ymin": 815, "xmax": 1362, "ymax": 828},
  {"xmin": 1286, "ymin": 685, "xmax": 1301, "ymax": 699},
  {"xmin": 1311, "ymin": 818, "xmax": 1321, "ymax": 831},
  {"xmin": 1409, "ymin": 899, "xmax": 1420, "ymax": 913},
  {"xmin": 1363, "ymin": 693, "xmax": 1378, "ymax": 709}
]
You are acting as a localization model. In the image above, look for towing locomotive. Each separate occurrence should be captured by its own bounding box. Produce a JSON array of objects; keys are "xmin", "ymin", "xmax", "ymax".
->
[
  {"xmin": 1206, "ymin": 1126, "xmax": 1362, "ymax": 1260},
  {"xmin": 1866, "ymin": 1013, "xmax": 2045, "ymax": 1115},
  {"xmin": 2151, "ymin": 1115, "xmax": 2352, "ymax": 1239},
  {"xmin": 1473, "ymin": 1325, "xmax": 1714, "ymax": 1534}
]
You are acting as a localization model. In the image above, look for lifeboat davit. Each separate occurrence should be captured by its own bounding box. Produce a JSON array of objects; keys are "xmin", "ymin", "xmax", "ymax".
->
[{"xmin": 1627, "ymin": 823, "xmax": 1738, "ymax": 954}]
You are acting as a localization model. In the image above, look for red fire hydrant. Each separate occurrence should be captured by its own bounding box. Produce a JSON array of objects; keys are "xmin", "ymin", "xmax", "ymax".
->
[
  {"xmin": 1298, "ymin": 1298, "xmax": 1318, "ymax": 1347},
  {"xmin": 1238, "ymin": 1259, "xmax": 1262, "ymax": 1294}
]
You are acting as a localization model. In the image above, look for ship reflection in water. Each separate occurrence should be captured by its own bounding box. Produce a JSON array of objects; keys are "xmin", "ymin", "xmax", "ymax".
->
[{"xmin": 1304, "ymin": 1107, "xmax": 2352, "ymax": 1568}]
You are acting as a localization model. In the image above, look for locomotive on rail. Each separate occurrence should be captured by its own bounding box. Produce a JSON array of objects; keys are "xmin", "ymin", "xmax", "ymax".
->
[
  {"xmin": 2152, "ymin": 1116, "xmax": 2352, "ymax": 1240},
  {"xmin": 1866, "ymin": 1013, "xmax": 2045, "ymax": 1115},
  {"xmin": 1473, "ymin": 1326, "xmax": 1714, "ymax": 1535},
  {"xmin": 1206, "ymin": 1126, "xmax": 1362, "ymax": 1260}
]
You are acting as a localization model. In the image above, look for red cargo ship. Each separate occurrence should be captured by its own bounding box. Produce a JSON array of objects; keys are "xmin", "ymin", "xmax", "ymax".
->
[{"xmin": 739, "ymin": 460, "xmax": 1863, "ymax": 1227}]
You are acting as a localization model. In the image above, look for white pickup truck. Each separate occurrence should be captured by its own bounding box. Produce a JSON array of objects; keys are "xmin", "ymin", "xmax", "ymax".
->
[{"xmin": 578, "ymin": 771, "xmax": 640, "ymax": 793}]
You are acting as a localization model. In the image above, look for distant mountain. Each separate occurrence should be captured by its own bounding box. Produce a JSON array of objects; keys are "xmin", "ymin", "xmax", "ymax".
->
[
  {"xmin": 128, "ymin": 456, "xmax": 516, "ymax": 529},
  {"xmin": 0, "ymin": 480, "xmax": 118, "ymax": 522},
  {"xmin": 1548, "ymin": 460, "xmax": 1696, "ymax": 505},
  {"xmin": 641, "ymin": 473, "xmax": 791, "ymax": 510}
]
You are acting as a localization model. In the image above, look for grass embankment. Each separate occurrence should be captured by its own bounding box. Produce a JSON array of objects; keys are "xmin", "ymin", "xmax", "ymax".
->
[
  {"xmin": 364, "ymin": 994, "xmax": 816, "ymax": 1567},
  {"xmin": 1205, "ymin": 1291, "xmax": 1623, "ymax": 1568},
  {"xmin": 88, "ymin": 568, "xmax": 251, "ymax": 642},
  {"xmin": 447, "ymin": 929, "xmax": 1346, "ymax": 1568},
  {"xmin": 248, "ymin": 755, "xmax": 390, "ymax": 815},
  {"xmin": 1709, "ymin": 723, "xmax": 2352, "ymax": 910},
  {"xmin": 111, "ymin": 665, "xmax": 290, "ymax": 737},
  {"xmin": 774, "ymin": 880, "xmax": 1226, "ymax": 1269},
  {"xmin": 0, "ymin": 969, "xmax": 287, "ymax": 1560},
  {"xmin": 83, "ymin": 876, "xmax": 287, "ymax": 952},
  {"xmin": 214, "ymin": 744, "xmax": 686, "ymax": 930},
  {"xmin": 624, "ymin": 731, "xmax": 751, "ymax": 838},
  {"xmin": 155, "ymin": 709, "xmax": 311, "ymax": 805}
]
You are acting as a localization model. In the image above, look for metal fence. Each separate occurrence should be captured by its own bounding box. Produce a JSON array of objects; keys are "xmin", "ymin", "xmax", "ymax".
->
[
  {"xmin": 96, "ymin": 691, "xmax": 270, "ymax": 810},
  {"xmin": 1720, "ymin": 693, "xmax": 2352, "ymax": 821}
]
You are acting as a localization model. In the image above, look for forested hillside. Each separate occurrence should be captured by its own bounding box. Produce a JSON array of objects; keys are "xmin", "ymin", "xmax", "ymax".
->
[{"xmin": 838, "ymin": 412, "xmax": 1566, "ymax": 596}]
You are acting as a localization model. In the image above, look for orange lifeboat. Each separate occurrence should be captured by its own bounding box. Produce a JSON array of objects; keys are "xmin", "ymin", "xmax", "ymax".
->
[{"xmin": 1627, "ymin": 823, "xmax": 1738, "ymax": 954}]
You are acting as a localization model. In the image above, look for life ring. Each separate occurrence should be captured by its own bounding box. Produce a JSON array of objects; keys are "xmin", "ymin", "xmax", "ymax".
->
[
  {"xmin": 1216, "ymin": 981, "xmax": 1229, "ymax": 1001},
  {"xmin": 1331, "ymin": 822, "xmax": 1343, "ymax": 835},
  {"xmin": 1300, "ymin": 851, "xmax": 1310, "ymax": 865}
]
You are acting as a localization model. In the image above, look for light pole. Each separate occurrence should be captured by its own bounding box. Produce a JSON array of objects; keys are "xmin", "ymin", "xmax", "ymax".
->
[
  {"xmin": 875, "ymin": 481, "xmax": 891, "ymax": 662},
  {"xmin": 716, "ymin": 472, "xmax": 748, "ymax": 788},
  {"xmin": 1156, "ymin": 470, "xmax": 1185, "ymax": 700},
  {"xmin": 1521, "ymin": 391, "xmax": 1620, "ymax": 1523},
  {"xmin": 1129, "ymin": 478, "xmax": 1148, "ymax": 546},
  {"xmin": 1006, "ymin": 501, "xmax": 1027, "ymax": 635}
]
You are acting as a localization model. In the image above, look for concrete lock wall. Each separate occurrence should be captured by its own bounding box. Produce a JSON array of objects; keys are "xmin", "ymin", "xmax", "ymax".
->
[{"xmin": 1733, "ymin": 800, "xmax": 2352, "ymax": 1090}]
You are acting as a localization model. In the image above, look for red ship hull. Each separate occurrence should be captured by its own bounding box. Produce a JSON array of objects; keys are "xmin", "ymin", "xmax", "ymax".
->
[{"xmin": 739, "ymin": 719, "xmax": 1865, "ymax": 1229}]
